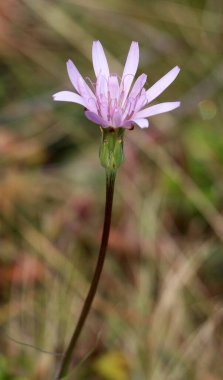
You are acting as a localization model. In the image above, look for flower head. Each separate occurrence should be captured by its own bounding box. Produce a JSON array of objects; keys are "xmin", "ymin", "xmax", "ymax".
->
[{"xmin": 53, "ymin": 41, "xmax": 180, "ymax": 129}]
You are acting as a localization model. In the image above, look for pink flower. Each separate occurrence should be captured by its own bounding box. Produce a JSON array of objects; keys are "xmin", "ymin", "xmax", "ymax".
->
[{"xmin": 53, "ymin": 41, "xmax": 180, "ymax": 129}]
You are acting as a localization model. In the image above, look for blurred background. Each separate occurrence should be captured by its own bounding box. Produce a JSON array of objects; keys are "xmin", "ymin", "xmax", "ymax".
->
[{"xmin": 0, "ymin": 0, "xmax": 223, "ymax": 379}]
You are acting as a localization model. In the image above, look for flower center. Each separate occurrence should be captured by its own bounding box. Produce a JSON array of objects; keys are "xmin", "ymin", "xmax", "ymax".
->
[{"xmin": 93, "ymin": 74, "xmax": 146, "ymax": 126}]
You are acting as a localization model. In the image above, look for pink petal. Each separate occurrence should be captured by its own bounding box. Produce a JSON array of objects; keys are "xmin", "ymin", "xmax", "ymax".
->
[
  {"xmin": 99, "ymin": 99, "xmax": 109, "ymax": 121},
  {"xmin": 77, "ymin": 77, "xmax": 97, "ymax": 113},
  {"xmin": 128, "ymin": 73, "xmax": 147, "ymax": 99},
  {"xmin": 66, "ymin": 60, "xmax": 95, "ymax": 99},
  {"xmin": 66, "ymin": 60, "xmax": 81, "ymax": 92},
  {"xmin": 112, "ymin": 109, "xmax": 122, "ymax": 127},
  {"xmin": 52, "ymin": 91, "xmax": 86, "ymax": 106},
  {"xmin": 96, "ymin": 74, "xmax": 108, "ymax": 99},
  {"xmin": 146, "ymin": 66, "xmax": 180, "ymax": 103},
  {"xmin": 133, "ymin": 118, "xmax": 149, "ymax": 129},
  {"xmin": 122, "ymin": 87, "xmax": 147, "ymax": 120},
  {"xmin": 121, "ymin": 41, "xmax": 139, "ymax": 102},
  {"xmin": 108, "ymin": 75, "xmax": 119, "ymax": 101},
  {"xmin": 122, "ymin": 98, "xmax": 135, "ymax": 120},
  {"xmin": 134, "ymin": 88, "xmax": 148, "ymax": 112},
  {"xmin": 135, "ymin": 101, "xmax": 181, "ymax": 119},
  {"xmin": 85, "ymin": 110, "xmax": 108, "ymax": 127},
  {"xmin": 92, "ymin": 41, "xmax": 110, "ymax": 79}
]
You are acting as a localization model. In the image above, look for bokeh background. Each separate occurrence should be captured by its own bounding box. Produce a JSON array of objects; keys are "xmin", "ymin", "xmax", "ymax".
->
[{"xmin": 1, "ymin": 0, "xmax": 223, "ymax": 379}]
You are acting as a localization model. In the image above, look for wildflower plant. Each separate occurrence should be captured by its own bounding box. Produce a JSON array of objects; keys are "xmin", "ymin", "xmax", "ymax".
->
[{"xmin": 53, "ymin": 41, "xmax": 180, "ymax": 379}]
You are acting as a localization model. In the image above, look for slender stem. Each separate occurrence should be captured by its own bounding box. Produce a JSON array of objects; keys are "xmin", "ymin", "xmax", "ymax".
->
[{"xmin": 55, "ymin": 169, "xmax": 116, "ymax": 380}]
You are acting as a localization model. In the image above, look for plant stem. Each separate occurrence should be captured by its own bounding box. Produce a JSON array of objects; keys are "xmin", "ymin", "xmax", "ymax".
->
[{"xmin": 55, "ymin": 169, "xmax": 116, "ymax": 380}]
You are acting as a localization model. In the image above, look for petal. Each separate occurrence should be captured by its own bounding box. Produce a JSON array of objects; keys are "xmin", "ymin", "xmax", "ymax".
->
[
  {"xmin": 66, "ymin": 60, "xmax": 81, "ymax": 92},
  {"xmin": 135, "ymin": 101, "xmax": 181, "ymax": 119},
  {"xmin": 67, "ymin": 59, "xmax": 95, "ymax": 104},
  {"xmin": 96, "ymin": 74, "xmax": 108, "ymax": 99},
  {"xmin": 77, "ymin": 77, "xmax": 97, "ymax": 113},
  {"xmin": 134, "ymin": 88, "xmax": 148, "ymax": 112},
  {"xmin": 92, "ymin": 41, "xmax": 110, "ymax": 79},
  {"xmin": 52, "ymin": 91, "xmax": 86, "ymax": 106},
  {"xmin": 122, "ymin": 42, "xmax": 139, "ymax": 82},
  {"xmin": 133, "ymin": 118, "xmax": 149, "ymax": 128},
  {"xmin": 121, "ymin": 41, "xmax": 139, "ymax": 101},
  {"xmin": 108, "ymin": 75, "xmax": 120, "ymax": 101},
  {"xmin": 112, "ymin": 108, "xmax": 122, "ymax": 127},
  {"xmin": 85, "ymin": 110, "xmax": 108, "ymax": 127},
  {"xmin": 122, "ymin": 98, "xmax": 135, "ymax": 119},
  {"xmin": 128, "ymin": 73, "xmax": 147, "ymax": 99},
  {"xmin": 99, "ymin": 99, "xmax": 109, "ymax": 121},
  {"xmin": 146, "ymin": 66, "xmax": 180, "ymax": 103}
]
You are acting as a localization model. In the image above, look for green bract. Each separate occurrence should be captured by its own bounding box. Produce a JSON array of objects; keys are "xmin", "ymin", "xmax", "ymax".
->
[{"xmin": 99, "ymin": 128, "xmax": 124, "ymax": 171}]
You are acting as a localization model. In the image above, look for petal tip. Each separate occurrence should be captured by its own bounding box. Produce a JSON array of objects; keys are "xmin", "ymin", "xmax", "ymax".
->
[
  {"xmin": 66, "ymin": 59, "xmax": 73, "ymax": 67},
  {"xmin": 131, "ymin": 41, "xmax": 139, "ymax": 52},
  {"xmin": 52, "ymin": 92, "xmax": 63, "ymax": 101},
  {"xmin": 92, "ymin": 40, "xmax": 109, "ymax": 78},
  {"xmin": 133, "ymin": 118, "xmax": 149, "ymax": 129},
  {"xmin": 93, "ymin": 40, "xmax": 102, "ymax": 49},
  {"xmin": 173, "ymin": 66, "xmax": 181, "ymax": 75}
]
